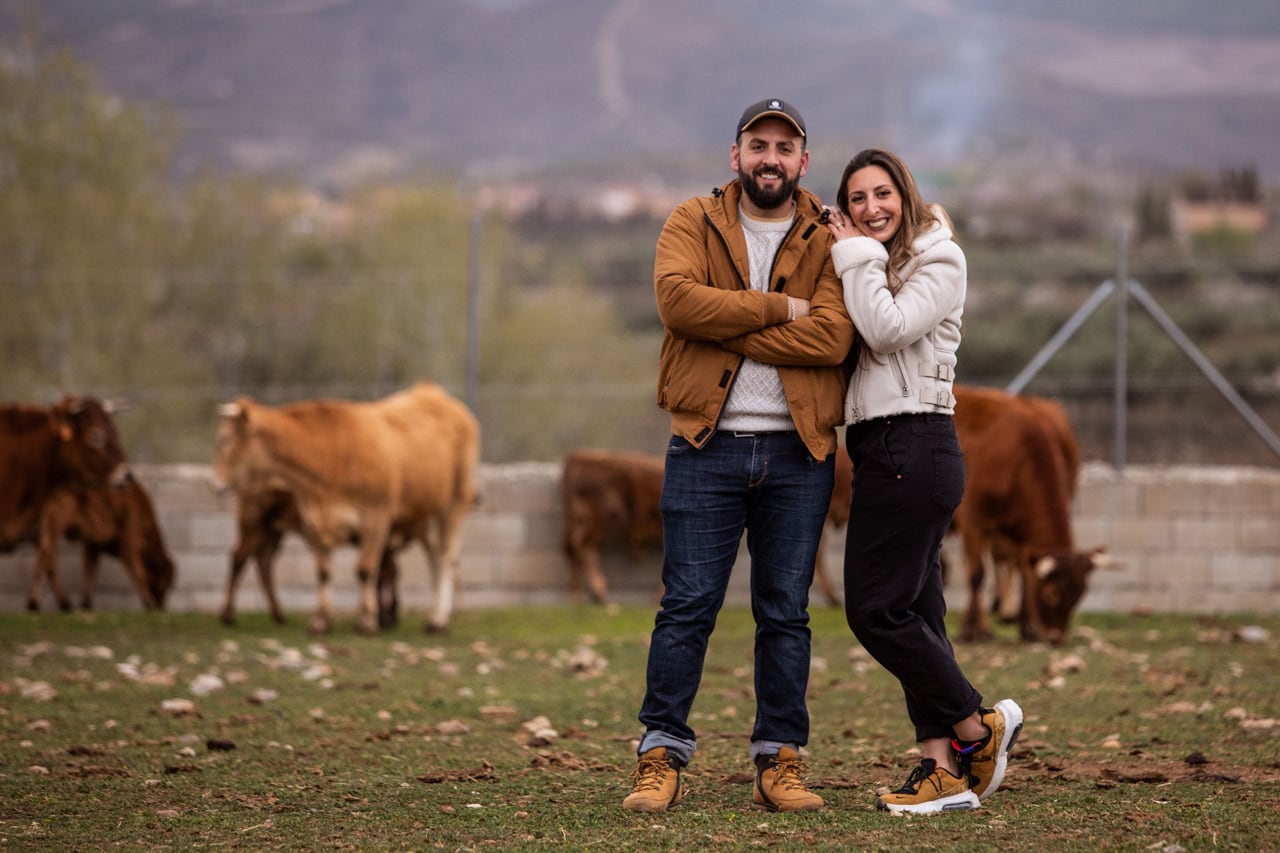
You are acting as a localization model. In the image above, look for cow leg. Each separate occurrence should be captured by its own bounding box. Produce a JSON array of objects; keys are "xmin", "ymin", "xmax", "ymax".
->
[
  {"xmin": 31, "ymin": 525, "xmax": 73, "ymax": 612},
  {"xmin": 254, "ymin": 538, "xmax": 288, "ymax": 625},
  {"xmin": 812, "ymin": 527, "xmax": 842, "ymax": 607},
  {"xmin": 579, "ymin": 540, "xmax": 609, "ymax": 605},
  {"xmin": 417, "ymin": 519, "xmax": 447, "ymax": 632},
  {"xmin": 308, "ymin": 548, "xmax": 336, "ymax": 635},
  {"xmin": 562, "ymin": 521, "xmax": 588, "ymax": 602},
  {"xmin": 220, "ymin": 539, "xmax": 252, "ymax": 625},
  {"xmin": 353, "ymin": 521, "xmax": 391, "ymax": 635},
  {"xmin": 425, "ymin": 509, "xmax": 467, "ymax": 633},
  {"xmin": 1019, "ymin": 557, "xmax": 1049, "ymax": 643},
  {"xmin": 564, "ymin": 502, "xmax": 609, "ymax": 604},
  {"xmin": 222, "ymin": 532, "xmax": 285, "ymax": 625},
  {"xmin": 376, "ymin": 550, "xmax": 399, "ymax": 629},
  {"xmin": 993, "ymin": 551, "xmax": 1022, "ymax": 624},
  {"xmin": 80, "ymin": 546, "xmax": 100, "ymax": 610},
  {"xmin": 959, "ymin": 534, "xmax": 993, "ymax": 642}
]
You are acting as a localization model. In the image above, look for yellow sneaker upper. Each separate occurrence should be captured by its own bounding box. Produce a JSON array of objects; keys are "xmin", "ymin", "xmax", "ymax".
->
[
  {"xmin": 876, "ymin": 758, "xmax": 979, "ymax": 814},
  {"xmin": 960, "ymin": 698, "xmax": 1023, "ymax": 801}
]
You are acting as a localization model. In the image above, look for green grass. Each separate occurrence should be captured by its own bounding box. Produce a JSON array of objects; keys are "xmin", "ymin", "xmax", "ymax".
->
[{"xmin": 2, "ymin": 607, "xmax": 1278, "ymax": 850}]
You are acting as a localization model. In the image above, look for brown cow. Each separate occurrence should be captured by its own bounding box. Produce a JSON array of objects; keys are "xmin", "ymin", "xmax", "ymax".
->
[
  {"xmin": 220, "ymin": 485, "xmax": 402, "ymax": 630},
  {"xmin": 213, "ymin": 382, "xmax": 479, "ymax": 635},
  {"xmin": 983, "ymin": 391, "xmax": 1082, "ymax": 625},
  {"xmin": 950, "ymin": 385, "xmax": 1111, "ymax": 644},
  {"xmin": 2, "ymin": 396, "xmax": 131, "ymax": 606},
  {"xmin": 31, "ymin": 478, "xmax": 175, "ymax": 612},
  {"xmin": 562, "ymin": 450, "xmax": 664, "ymax": 604},
  {"xmin": 561, "ymin": 448, "xmax": 844, "ymax": 606}
]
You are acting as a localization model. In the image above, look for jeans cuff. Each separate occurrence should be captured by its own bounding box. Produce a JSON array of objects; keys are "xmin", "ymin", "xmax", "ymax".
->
[
  {"xmin": 749, "ymin": 740, "xmax": 798, "ymax": 762},
  {"xmin": 638, "ymin": 731, "xmax": 696, "ymax": 767}
]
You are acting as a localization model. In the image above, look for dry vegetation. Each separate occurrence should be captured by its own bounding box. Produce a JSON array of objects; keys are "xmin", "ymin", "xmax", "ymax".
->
[{"xmin": 1, "ymin": 606, "xmax": 1278, "ymax": 850}]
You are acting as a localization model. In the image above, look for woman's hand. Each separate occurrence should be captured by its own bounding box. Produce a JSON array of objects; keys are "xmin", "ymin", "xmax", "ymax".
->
[{"xmin": 824, "ymin": 207, "xmax": 865, "ymax": 240}]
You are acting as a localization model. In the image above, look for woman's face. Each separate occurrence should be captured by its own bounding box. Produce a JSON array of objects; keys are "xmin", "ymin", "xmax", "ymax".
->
[{"xmin": 843, "ymin": 164, "xmax": 902, "ymax": 243}]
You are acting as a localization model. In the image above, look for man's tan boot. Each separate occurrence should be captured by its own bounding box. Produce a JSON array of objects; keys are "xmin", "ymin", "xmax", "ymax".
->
[
  {"xmin": 622, "ymin": 747, "xmax": 684, "ymax": 813},
  {"xmin": 752, "ymin": 746, "xmax": 823, "ymax": 812}
]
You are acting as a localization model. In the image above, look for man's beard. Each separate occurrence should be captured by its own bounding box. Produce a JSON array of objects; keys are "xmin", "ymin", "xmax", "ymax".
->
[{"xmin": 738, "ymin": 166, "xmax": 799, "ymax": 212}]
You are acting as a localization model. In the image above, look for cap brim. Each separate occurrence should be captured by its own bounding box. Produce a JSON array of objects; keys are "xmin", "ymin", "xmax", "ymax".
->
[{"xmin": 740, "ymin": 112, "xmax": 805, "ymax": 137}]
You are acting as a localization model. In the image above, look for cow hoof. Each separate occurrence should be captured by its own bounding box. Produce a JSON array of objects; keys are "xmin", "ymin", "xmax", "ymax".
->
[
  {"xmin": 377, "ymin": 607, "xmax": 399, "ymax": 629},
  {"xmin": 308, "ymin": 615, "xmax": 333, "ymax": 635},
  {"xmin": 26, "ymin": 600, "xmax": 39, "ymax": 612},
  {"xmin": 423, "ymin": 621, "xmax": 449, "ymax": 634},
  {"xmin": 220, "ymin": 613, "xmax": 237, "ymax": 626},
  {"xmin": 355, "ymin": 615, "xmax": 379, "ymax": 635}
]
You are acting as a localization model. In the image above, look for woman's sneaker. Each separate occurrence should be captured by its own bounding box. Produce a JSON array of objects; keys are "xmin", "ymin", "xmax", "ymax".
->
[
  {"xmin": 954, "ymin": 698, "xmax": 1023, "ymax": 801},
  {"xmin": 875, "ymin": 758, "xmax": 979, "ymax": 814}
]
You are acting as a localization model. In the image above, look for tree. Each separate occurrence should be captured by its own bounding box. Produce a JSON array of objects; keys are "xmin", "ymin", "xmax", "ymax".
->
[{"xmin": 0, "ymin": 24, "xmax": 176, "ymax": 395}]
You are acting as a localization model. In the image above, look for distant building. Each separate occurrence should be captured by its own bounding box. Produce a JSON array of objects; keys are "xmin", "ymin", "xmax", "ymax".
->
[
  {"xmin": 1170, "ymin": 198, "xmax": 1268, "ymax": 243},
  {"xmin": 1169, "ymin": 167, "xmax": 1268, "ymax": 245}
]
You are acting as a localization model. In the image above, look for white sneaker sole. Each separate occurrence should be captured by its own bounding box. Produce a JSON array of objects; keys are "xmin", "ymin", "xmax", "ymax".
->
[
  {"xmin": 877, "ymin": 789, "xmax": 980, "ymax": 814},
  {"xmin": 979, "ymin": 698, "xmax": 1024, "ymax": 802}
]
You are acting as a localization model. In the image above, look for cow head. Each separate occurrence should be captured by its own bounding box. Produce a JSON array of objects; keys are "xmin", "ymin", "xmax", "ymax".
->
[
  {"xmin": 51, "ymin": 395, "xmax": 130, "ymax": 489},
  {"xmin": 1026, "ymin": 547, "xmax": 1121, "ymax": 644},
  {"xmin": 134, "ymin": 485, "xmax": 176, "ymax": 609},
  {"xmin": 212, "ymin": 399, "xmax": 256, "ymax": 493},
  {"xmin": 145, "ymin": 549, "xmax": 176, "ymax": 609}
]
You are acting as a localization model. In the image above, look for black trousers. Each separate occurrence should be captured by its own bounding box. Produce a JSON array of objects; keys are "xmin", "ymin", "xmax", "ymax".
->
[{"xmin": 843, "ymin": 412, "xmax": 983, "ymax": 741}]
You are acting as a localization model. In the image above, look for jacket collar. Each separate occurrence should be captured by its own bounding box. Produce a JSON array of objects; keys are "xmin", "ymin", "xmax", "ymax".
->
[{"xmin": 705, "ymin": 180, "xmax": 826, "ymax": 230}]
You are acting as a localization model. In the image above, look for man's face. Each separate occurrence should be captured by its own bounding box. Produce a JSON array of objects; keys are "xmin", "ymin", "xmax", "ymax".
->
[{"xmin": 731, "ymin": 117, "xmax": 809, "ymax": 216}]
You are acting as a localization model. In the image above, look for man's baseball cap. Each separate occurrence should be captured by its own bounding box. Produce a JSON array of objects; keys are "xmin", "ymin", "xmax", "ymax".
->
[{"xmin": 736, "ymin": 98, "xmax": 806, "ymax": 139}]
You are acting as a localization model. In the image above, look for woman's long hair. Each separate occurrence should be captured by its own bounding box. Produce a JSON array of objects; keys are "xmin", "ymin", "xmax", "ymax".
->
[{"xmin": 835, "ymin": 148, "xmax": 938, "ymax": 296}]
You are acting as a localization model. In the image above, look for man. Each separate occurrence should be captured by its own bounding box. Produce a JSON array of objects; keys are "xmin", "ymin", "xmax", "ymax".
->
[{"xmin": 623, "ymin": 98, "xmax": 853, "ymax": 813}]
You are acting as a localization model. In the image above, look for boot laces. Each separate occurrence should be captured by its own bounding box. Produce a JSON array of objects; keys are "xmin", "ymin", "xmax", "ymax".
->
[
  {"xmin": 770, "ymin": 755, "xmax": 811, "ymax": 790},
  {"xmin": 630, "ymin": 755, "xmax": 672, "ymax": 792}
]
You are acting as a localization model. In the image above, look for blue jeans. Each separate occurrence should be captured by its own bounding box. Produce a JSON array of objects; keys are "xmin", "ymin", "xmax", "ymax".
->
[{"xmin": 637, "ymin": 430, "xmax": 834, "ymax": 766}]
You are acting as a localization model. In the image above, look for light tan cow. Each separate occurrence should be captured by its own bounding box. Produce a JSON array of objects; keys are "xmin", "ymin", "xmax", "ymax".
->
[{"xmin": 213, "ymin": 382, "xmax": 480, "ymax": 634}]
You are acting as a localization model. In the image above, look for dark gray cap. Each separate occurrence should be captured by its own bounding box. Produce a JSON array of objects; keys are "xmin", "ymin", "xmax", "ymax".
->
[{"xmin": 736, "ymin": 98, "xmax": 806, "ymax": 138}]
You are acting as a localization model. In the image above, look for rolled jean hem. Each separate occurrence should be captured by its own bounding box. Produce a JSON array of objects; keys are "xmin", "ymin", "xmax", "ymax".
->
[
  {"xmin": 750, "ymin": 740, "xmax": 798, "ymax": 762},
  {"xmin": 637, "ymin": 731, "xmax": 696, "ymax": 767}
]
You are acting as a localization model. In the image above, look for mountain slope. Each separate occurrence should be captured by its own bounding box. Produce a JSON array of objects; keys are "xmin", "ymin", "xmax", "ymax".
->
[{"xmin": 6, "ymin": 0, "xmax": 1280, "ymax": 185}]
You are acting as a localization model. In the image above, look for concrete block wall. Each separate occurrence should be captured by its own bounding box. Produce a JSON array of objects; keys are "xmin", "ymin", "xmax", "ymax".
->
[{"xmin": 2, "ymin": 462, "xmax": 1278, "ymax": 622}]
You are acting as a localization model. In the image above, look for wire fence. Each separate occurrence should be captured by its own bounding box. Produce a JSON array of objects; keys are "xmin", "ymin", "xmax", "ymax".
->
[{"xmin": 39, "ymin": 372, "xmax": 1280, "ymax": 469}]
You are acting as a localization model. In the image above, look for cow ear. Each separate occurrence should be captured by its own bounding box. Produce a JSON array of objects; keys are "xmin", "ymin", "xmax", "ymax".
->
[
  {"xmin": 1034, "ymin": 556, "xmax": 1057, "ymax": 580},
  {"xmin": 217, "ymin": 401, "xmax": 251, "ymax": 428},
  {"xmin": 1090, "ymin": 548, "xmax": 1125, "ymax": 571}
]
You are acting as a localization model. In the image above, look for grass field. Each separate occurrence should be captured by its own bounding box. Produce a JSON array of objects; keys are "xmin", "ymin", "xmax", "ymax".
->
[{"xmin": 1, "ymin": 606, "xmax": 1278, "ymax": 850}]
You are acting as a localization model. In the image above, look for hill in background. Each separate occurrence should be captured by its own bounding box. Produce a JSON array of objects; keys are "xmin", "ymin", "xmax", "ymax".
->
[{"xmin": 7, "ymin": 0, "xmax": 1280, "ymax": 192}]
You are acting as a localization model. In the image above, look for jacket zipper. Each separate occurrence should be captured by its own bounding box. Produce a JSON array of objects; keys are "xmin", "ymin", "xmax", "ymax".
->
[
  {"xmin": 704, "ymin": 212, "xmax": 749, "ymax": 290},
  {"xmin": 768, "ymin": 218, "xmax": 804, "ymax": 291},
  {"xmin": 891, "ymin": 352, "xmax": 909, "ymax": 398}
]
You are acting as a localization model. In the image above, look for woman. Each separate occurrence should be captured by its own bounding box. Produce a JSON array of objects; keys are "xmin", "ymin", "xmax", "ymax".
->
[{"xmin": 826, "ymin": 148, "xmax": 1022, "ymax": 814}]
